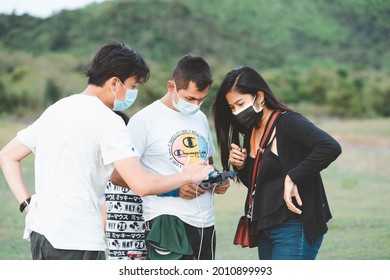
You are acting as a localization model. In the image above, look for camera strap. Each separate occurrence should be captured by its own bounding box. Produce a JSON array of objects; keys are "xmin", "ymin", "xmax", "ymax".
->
[{"xmin": 247, "ymin": 110, "xmax": 281, "ymax": 218}]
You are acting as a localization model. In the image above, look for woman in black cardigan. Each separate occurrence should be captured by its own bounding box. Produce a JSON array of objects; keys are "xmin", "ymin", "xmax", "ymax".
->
[{"xmin": 212, "ymin": 66, "xmax": 341, "ymax": 260}]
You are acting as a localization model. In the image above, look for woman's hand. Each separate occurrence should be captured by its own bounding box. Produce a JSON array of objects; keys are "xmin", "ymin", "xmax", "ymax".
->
[
  {"xmin": 229, "ymin": 143, "xmax": 247, "ymax": 170},
  {"xmin": 284, "ymin": 175, "xmax": 302, "ymax": 214}
]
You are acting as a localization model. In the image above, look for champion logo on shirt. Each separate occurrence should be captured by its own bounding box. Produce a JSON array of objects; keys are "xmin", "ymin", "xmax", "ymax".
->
[{"xmin": 168, "ymin": 129, "xmax": 209, "ymax": 167}]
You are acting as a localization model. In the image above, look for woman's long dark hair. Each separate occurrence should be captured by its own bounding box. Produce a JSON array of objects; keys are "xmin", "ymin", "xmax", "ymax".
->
[{"xmin": 212, "ymin": 66, "xmax": 292, "ymax": 171}]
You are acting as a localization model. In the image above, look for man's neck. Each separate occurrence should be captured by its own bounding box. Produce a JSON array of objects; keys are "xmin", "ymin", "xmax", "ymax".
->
[
  {"xmin": 160, "ymin": 92, "xmax": 178, "ymax": 111},
  {"xmin": 81, "ymin": 84, "xmax": 110, "ymax": 106}
]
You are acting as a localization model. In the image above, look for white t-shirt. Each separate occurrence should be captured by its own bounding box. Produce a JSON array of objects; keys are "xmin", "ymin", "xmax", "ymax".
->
[
  {"xmin": 127, "ymin": 100, "xmax": 216, "ymax": 228},
  {"xmin": 17, "ymin": 94, "xmax": 138, "ymax": 251}
]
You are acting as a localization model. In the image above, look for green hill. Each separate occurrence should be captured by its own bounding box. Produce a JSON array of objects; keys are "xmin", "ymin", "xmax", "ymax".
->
[{"xmin": 0, "ymin": 0, "xmax": 389, "ymax": 118}]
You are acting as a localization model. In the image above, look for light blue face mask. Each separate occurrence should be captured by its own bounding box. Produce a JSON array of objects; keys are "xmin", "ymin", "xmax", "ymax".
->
[
  {"xmin": 112, "ymin": 81, "xmax": 138, "ymax": 111},
  {"xmin": 171, "ymin": 84, "xmax": 202, "ymax": 115}
]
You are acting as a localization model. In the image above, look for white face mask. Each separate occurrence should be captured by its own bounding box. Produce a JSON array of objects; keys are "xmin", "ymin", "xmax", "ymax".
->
[
  {"xmin": 233, "ymin": 96, "xmax": 262, "ymax": 116},
  {"xmin": 112, "ymin": 81, "xmax": 138, "ymax": 111},
  {"xmin": 171, "ymin": 83, "xmax": 202, "ymax": 115}
]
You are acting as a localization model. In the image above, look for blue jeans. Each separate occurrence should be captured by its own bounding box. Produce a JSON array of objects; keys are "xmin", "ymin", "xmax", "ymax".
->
[{"xmin": 257, "ymin": 219, "xmax": 323, "ymax": 260}]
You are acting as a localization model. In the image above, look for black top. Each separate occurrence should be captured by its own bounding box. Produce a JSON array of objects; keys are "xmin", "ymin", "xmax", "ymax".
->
[
  {"xmin": 247, "ymin": 143, "xmax": 298, "ymax": 236},
  {"xmin": 237, "ymin": 111, "xmax": 342, "ymax": 244}
]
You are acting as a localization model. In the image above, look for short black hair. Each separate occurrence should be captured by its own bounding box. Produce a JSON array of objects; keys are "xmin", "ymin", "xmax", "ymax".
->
[
  {"xmin": 171, "ymin": 54, "xmax": 212, "ymax": 91},
  {"xmin": 85, "ymin": 40, "xmax": 150, "ymax": 86}
]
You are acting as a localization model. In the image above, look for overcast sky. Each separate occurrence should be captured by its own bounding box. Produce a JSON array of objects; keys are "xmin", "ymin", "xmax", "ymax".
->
[{"xmin": 0, "ymin": 0, "xmax": 106, "ymax": 18}]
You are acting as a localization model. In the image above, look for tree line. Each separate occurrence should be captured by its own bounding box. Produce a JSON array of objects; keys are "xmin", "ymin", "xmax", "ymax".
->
[{"xmin": 0, "ymin": 0, "xmax": 389, "ymax": 118}]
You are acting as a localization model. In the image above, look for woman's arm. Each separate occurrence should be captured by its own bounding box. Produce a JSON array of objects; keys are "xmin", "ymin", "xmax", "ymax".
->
[{"xmin": 281, "ymin": 113, "xmax": 342, "ymax": 183}]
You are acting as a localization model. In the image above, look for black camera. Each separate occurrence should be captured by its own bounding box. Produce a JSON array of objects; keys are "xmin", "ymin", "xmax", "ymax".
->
[{"xmin": 197, "ymin": 171, "xmax": 237, "ymax": 189}]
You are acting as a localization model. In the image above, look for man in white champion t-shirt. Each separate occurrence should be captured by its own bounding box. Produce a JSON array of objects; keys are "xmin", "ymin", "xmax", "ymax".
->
[
  {"xmin": 111, "ymin": 55, "xmax": 231, "ymax": 260},
  {"xmin": 0, "ymin": 42, "xmax": 214, "ymax": 260}
]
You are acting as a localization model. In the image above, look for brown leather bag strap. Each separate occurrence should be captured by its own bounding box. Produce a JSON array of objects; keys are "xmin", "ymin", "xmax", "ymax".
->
[{"xmin": 247, "ymin": 110, "xmax": 281, "ymax": 215}]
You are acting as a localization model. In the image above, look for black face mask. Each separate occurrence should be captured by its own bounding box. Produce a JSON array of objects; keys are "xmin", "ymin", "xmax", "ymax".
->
[{"xmin": 232, "ymin": 99, "xmax": 263, "ymax": 130}]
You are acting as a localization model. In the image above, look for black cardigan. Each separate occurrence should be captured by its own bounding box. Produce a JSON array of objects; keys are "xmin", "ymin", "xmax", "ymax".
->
[{"xmin": 237, "ymin": 111, "xmax": 342, "ymax": 244}]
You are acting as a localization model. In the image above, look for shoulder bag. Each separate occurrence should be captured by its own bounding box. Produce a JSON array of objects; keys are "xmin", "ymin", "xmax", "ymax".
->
[{"xmin": 233, "ymin": 110, "xmax": 281, "ymax": 248}]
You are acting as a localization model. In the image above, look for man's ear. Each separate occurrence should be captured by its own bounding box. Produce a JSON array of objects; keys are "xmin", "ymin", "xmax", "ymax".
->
[
  {"xmin": 105, "ymin": 77, "xmax": 119, "ymax": 91},
  {"xmin": 167, "ymin": 79, "xmax": 175, "ymax": 92}
]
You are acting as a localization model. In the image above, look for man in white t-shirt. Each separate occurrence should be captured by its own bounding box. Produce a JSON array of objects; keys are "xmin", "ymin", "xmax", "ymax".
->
[
  {"xmin": 111, "ymin": 55, "xmax": 230, "ymax": 260},
  {"xmin": 0, "ymin": 42, "xmax": 214, "ymax": 260}
]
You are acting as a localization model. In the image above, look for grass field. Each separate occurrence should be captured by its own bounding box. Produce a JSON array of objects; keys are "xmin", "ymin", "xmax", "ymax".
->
[{"xmin": 0, "ymin": 117, "xmax": 389, "ymax": 260}]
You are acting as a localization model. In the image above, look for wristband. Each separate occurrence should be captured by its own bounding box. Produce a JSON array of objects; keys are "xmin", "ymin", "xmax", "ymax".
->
[{"xmin": 19, "ymin": 197, "xmax": 31, "ymax": 213}]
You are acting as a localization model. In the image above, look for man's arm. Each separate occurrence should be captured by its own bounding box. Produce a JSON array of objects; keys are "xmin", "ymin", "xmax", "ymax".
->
[
  {"xmin": 178, "ymin": 156, "xmax": 232, "ymax": 199},
  {"xmin": 111, "ymin": 163, "xmax": 207, "ymax": 199},
  {"xmin": 111, "ymin": 166, "xmax": 205, "ymax": 199},
  {"xmin": 114, "ymin": 156, "xmax": 214, "ymax": 197},
  {"xmin": 0, "ymin": 137, "xmax": 32, "ymax": 211},
  {"xmin": 101, "ymin": 201, "xmax": 107, "ymax": 231},
  {"xmin": 178, "ymin": 156, "xmax": 215, "ymax": 199},
  {"xmin": 110, "ymin": 168, "xmax": 127, "ymax": 187}
]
